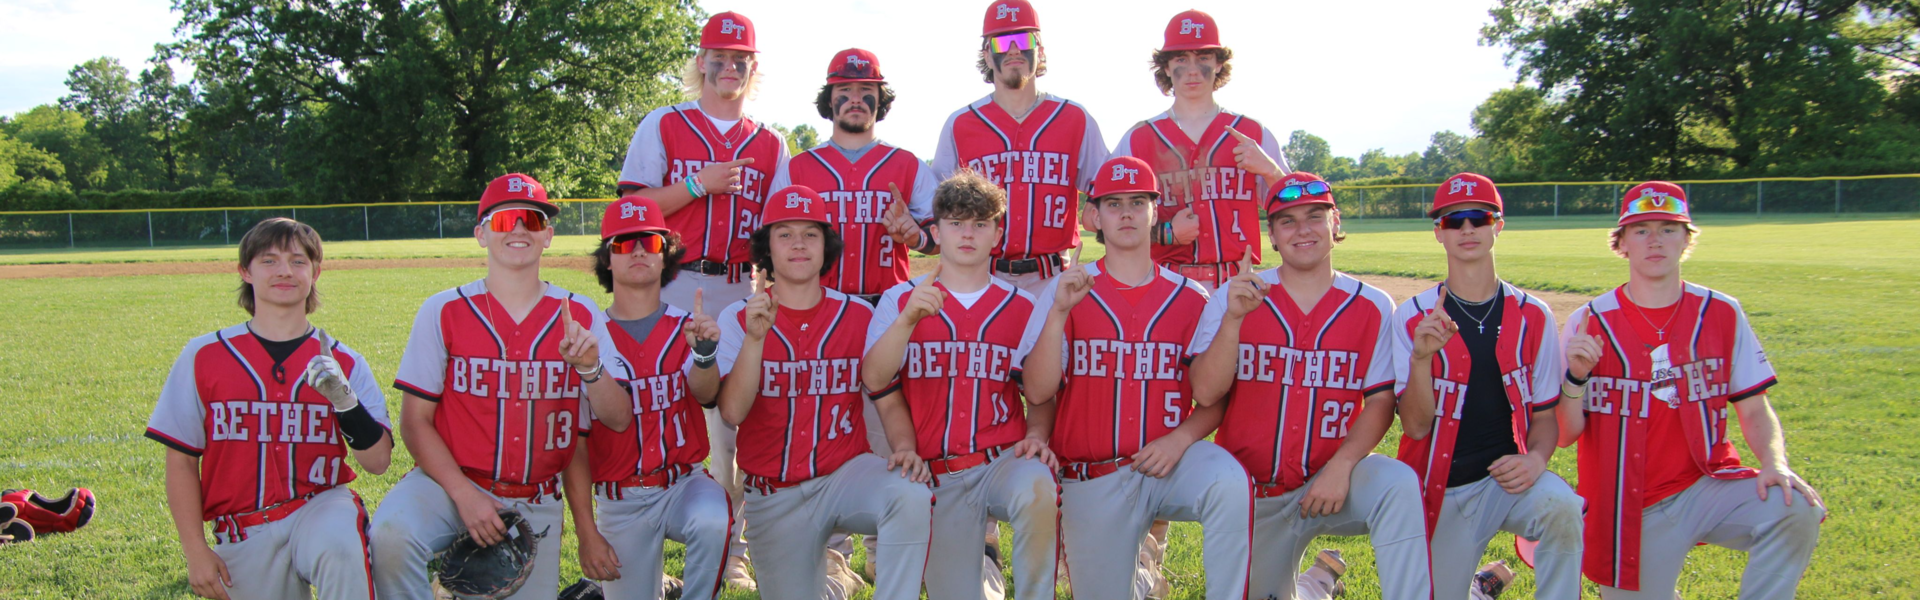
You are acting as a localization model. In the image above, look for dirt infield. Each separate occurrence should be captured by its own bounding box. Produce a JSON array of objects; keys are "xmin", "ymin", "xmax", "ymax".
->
[{"xmin": 1, "ymin": 255, "xmax": 1591, "ymax": 325}]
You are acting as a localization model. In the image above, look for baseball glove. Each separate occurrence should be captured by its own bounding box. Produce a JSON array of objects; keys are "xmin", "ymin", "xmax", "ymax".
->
[{"xmin": 432, "ymin": 508, "xmax": 547, "ymax": 599}]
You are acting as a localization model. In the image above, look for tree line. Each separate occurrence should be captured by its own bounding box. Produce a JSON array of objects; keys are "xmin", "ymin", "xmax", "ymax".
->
[{"xmin": 6, "ymin": 0, "xmax": 1920, "ymax": 211}]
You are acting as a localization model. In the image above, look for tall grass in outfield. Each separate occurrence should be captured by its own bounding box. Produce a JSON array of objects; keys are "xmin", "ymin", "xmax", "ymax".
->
[{"xmin": 0, "ymin": 214, "xmax": 1914, "ymax": 598}]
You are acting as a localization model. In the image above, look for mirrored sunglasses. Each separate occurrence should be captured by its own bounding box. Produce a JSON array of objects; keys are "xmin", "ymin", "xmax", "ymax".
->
[
  {"xmin": 1624, "ymin": 191, "xmax": 1689, "ymax": 218},
  {"xmin": 1435, "ymin": 209, "xmax": 1502, "ymax": 229},
  {"xmin": 608, "ymin": 232, "xmax": 666, "ymax": 255},
  {"xmin": 990, "ymin": 32, "xmax": 1036, "ymax": 53},
  {"xmin": 482, "ymin": 208, "xmax": 549, "ymax": 233},
  {"xmin": 1274, "ymin": 180, "xmax": 1333, "ymax": 202}
]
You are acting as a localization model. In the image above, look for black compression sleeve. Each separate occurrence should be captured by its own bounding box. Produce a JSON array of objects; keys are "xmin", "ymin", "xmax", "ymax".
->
[{"xmin": 334, "ymin": 405, "xmax": 386, "ymax": 451}]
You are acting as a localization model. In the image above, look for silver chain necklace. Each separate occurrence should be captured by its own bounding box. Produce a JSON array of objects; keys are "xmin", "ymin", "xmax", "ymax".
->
[{"xmin": 1447, "ymin": 288, "xmax": 1499, "ymax": 334}]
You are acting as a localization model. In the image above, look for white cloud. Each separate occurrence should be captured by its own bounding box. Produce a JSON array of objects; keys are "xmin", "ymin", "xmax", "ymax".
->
[{"xmin": 0, "ymin": 0, "xmax": 1524, "ymax": 160}]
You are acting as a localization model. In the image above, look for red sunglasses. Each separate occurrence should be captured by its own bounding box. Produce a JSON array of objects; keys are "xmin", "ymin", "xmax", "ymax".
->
[
  {"xmin": 608, "ymin": 232, "xmax": 666, "ymax": 255},
  {"xmin": 482, "ymin": 208, "xmax": 549, "ymax": 233}
]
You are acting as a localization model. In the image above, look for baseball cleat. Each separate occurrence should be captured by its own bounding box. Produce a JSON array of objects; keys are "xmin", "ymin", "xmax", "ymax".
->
[
  {"xmin": 557, "ymin": 577, "xmax": 604, "ymax": 600},
  {"xmin": 660, "ymin": 574, "xmax": 683, "ymax": 600},
  {"xmin": 0, "ymin": 518, "xmax": 32, "ymax": 544},
  {"xmin": 825, "ymin": 549, "xmax": 865, "ymax": 598},
  {"xmin": 1474, "ymin": 560, "xmax": 1515, "ymax": 598},
  {"xmin": 1, "ymin": 488, "xmax": 95, "ymax": 534}
]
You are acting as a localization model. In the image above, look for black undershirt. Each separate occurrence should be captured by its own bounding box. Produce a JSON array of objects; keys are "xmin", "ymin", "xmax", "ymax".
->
[
  {"xmin": 1443, "ymin": 289, "xmax": 1519, "ymax": 488},
  {"xmin": 252, "ymin": 327, "xmax": 313, "ymax": 385}
]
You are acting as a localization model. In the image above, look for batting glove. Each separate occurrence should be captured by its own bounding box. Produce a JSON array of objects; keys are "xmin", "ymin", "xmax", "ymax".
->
[{"xmin": 305, "ymin": 355, "xmax": 359, "ymax": 411}]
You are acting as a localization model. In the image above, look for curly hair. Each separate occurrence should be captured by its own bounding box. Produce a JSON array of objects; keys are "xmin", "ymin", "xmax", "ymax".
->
[
  {"xmin": 934, "ymin": 169, "xmax": 1008, "ymax": 222},
  {"xmin": 815, "ymin": 82, "xmax": 897, "ymax": 122},
  {"xmin": 1149, "ymin": 48, "xmax": 1233, "ymax": 95},
  {"xmin": 750, "ymin": 222, "xmax": 846, "ymax": 278},
  {"xmin": 975, "ymin": 36, "xmax": 1048, "ymax": 84},
  {"xmin": 593, "ymin": 232, "xmax": 688, "ymax": 293}
]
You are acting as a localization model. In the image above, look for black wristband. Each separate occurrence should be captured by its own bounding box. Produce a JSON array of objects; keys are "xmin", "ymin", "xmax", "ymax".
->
[
  {"xmin": 335, "ymin": 404, "xmax": 385, "ymax": 451},
  {"xmin": 693, "ymin": 338, "xmax": 718, "ymax": 357},
  {"xmin": 1565, "ymin": 370, "xmax": 1591, "ymax": 386}
]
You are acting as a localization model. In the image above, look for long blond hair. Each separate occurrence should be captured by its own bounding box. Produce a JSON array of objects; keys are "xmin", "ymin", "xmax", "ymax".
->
[{"xmin": 681, "ymin": 49, "xmax": 762, "ymax": 100}]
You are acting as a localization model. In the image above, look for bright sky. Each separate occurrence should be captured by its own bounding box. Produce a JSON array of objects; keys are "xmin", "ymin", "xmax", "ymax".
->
[{"xmin": 0, "ymin": 0, "xmax": 1522, "ymax": 159}]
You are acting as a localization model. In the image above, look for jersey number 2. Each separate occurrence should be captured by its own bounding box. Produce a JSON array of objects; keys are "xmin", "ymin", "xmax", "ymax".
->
[
  {"xmin": 1039, "ymin": 195, "xmax": 1070, "ymax": 228},
  {"xmin": 1317, "ymin": 400, "xmax": 1355, "ymax": 439}
]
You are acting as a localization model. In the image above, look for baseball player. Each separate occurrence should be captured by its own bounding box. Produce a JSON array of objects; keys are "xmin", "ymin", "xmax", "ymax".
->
[
  {"xmin": 1111, "ymin": 10, "xmax": 1288, "ymax": 291},
  {"xmin": 932, "ymin": 0, "xmax": 1110, "ymax": 296},
  {"xmin": 1558, "ymin": 181, "xmax": 1823, "ymax": 600},
  {"xmin": 149, "ymin": 217, "xmax": 393, "ymax": 600},
  {"xmin": 862, "ymin": 170, "xmax": 1058, "ymax": 600},
  {"xmin": 1022, "ymin": 155, "xmax": 1251, "ymax": 600},
  {"xmin": 561, "ymin": 196, "xmax": 733, "ymax": 600},
  {"xmin": 1392, "ymin": 173, "xmax": 1582, "ymax": 600},
  {"xmin": 771, "ymin": 47, "xmax": 939, "ymax": 304},
  {"xmin": 714, "ymin": 184, "xmax": 934, "ymax": 600},
  {"xmin": 370, "ymin": 173, "xmax": 631, "ymax": 600},
  {"xmin": 1186, "ymin": 172, "xmax": 1432, "ymax": 600},
  {"xmin": 616, "ymin": 12, "xmax": 788, "ymax": 587}
]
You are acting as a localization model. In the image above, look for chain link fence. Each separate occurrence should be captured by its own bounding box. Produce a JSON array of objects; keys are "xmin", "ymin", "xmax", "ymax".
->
[
  {"xmin": 1328, "ymin": 175, "xmax": 1920, "ymax": 219},
  {"xmin": 2, "ymin": 176, "xmax": 1917, "ymax": 251}
]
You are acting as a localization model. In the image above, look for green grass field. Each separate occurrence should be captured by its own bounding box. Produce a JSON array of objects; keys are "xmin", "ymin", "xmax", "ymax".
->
[{"xmin": 1, "ymin": 213, "xmax": 1914, "ymax": 598}]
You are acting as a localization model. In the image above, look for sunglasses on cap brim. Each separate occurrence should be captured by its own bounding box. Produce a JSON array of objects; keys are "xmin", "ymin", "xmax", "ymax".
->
[
  {"xmin": 1623, "ymin": 192, "xmax": 1690, "ymax": 219},
  {"xmin": 482, "ymin": 207, "xmax": 549, "ymax": 233},
  {"xmin": 1434, "ymin": 209, "xmax": 1502, "ymax": 229},
  {"xmin": 1273, "ymin": 181, "xmax": 1333, "ymax": 202},
  {"xmin": 990, "ymin": 32, "xmax": 1036, "ymax": 53},
  {"xmin": 608, "ymin": 232, "xmax": 666, "ymax": 255}
]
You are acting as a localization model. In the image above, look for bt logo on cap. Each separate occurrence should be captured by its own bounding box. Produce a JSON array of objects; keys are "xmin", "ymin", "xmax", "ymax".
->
[
  {"xmin": 621, "ymin": 202, "xmax": 648, "ymax": 220},
  {"xmin": 846, "ymin": 55, "xmax": 869, "ymax": 68},
  {"xmin": 785, "ymin": 192, "xmax": 812, "ymax": 211},
  {"xmin": 506, "ymin": 177, "xmax": 537, "ymax": 196},
  {"xmin": 998, "ymin": 3, "xmax": 1020, "ymax": 21},
  {"xmin": 1180, "ymin": 18, "xmax": 1205, "ymax": 37},
  {"xmin": 1110, "ymin": 163, "xmax": 1140, "ymax": 183},
  {"xmin": 720, "ymin": 18, "xmax": 746, "ymax": 39},
  {"xmin": 1449, "ymin": 177, "xmax": 1478, "ymax": 196}
]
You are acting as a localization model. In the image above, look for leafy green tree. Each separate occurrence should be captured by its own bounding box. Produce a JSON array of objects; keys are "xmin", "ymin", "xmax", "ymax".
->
[
  {"xmin": 0, "ymin": 130, "xmax": 70, "ymax": 194},
  {"xmin": 1283, "ymin": 130, "xmax": 1333, "ymax": 175},
  {"xmin": 1414, "ymin": 131, "xmax": 1473, "ymax": 180},
  {"xmin": 177, "ymin": 0, "xmax": 703, "ymax": 201},
  {"xmin": 62, "ymin": 58, "xmax": 159, "ymax": 190},
  {"xmin": 3, "ymin": 106, "xmax": 111, "ymax": 192}
]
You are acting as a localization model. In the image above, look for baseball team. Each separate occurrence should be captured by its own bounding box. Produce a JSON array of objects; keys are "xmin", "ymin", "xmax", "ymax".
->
[{"xmin": 148, "ymin": 3, "xmax": 1828, "ymax": 600}]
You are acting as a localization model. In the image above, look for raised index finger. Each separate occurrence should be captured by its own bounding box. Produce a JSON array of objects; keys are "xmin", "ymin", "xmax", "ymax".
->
[
  {"xmin": 728, "ymin": 157, "xmax": 756, "ymax": 167},
  {"xmin": 693, "ymin": 288, "xmax": 705, "ymax": 316},
  {"xmin": 1226, "ymin": 128, "xmax": 1256, "ymax": 145}
]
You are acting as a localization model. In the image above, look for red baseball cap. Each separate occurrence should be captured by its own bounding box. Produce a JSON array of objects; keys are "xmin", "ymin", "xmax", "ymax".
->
[
  {"xmin": 477, "ymin": 173, "xmax": 560, "ymax": 219},
  {"xmin": 600, "ymin": 196, "xmax": 670, "ymax": 240},
  {"xmin": 827, "ymin": 48, "xmax": 884, "ymax": 83},
  {"xmin": 1617, "ymin": 181, "xmax": 1693, "ymax": 227},
  {"xmin": 1266, "ymin": 172, "xmax": 1336, "ymax": 213},
  {"xmin": 1089, "ymin": 156, "xmax": 1158, "ymax": 200},
  {"xmin": 1161, "ymin": 10, "xmax": 1222, "ymax": 52},
  {"xmin": 1429, "ymin": 172, "xmax": 1502, "ymax": 217},
  {"xmin": 983, "ymin": 0, "xmax": 1039, "ymax": 36},
  {"xmin": 700, "ymin": 12, "xmax": 756, "ymax": 52},
  {"xmin": 761, "ymin": 185, "xmax": 831, "ymax": 226}
]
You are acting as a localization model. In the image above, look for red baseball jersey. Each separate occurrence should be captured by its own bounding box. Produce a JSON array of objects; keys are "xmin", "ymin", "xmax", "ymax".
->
[
  {"xmin": 585, "ymin": 306, "xmax": 710, "ymax": 483},
  {"xmin": 716, "ymin": 287, "xmax": 874, "ymax": 483},
  {"xmin": 147, "ymin": 325, "xmax": 391, "ymax": 519},
  {"xmin": 771, "ymin": 141, "xmax": 938, "ymax": 296},
  {"xmin": 619, "ymin": 100, "xmax": 789, "ymax": 265},
  {"xmin": 1187, "ymin": 271, "xmax": 1396, "ymax": 492},
  {"xmin": 1390, "ymin": 282, "xmax": 1562, "ymax": 532},
  {"xmin": 1110, "ymin": 110, "xmax": 1284, "ymax": 269},
  {"xmin": 1567, "ymin": 283, "xmax": 1774, "ymax": 590},
  {"xmin": 1041, "ymin": 261, "xmax": 1212, "ymax": 464},
  {"xmin": 931, "ymin": 93, "xmax": 1109, "ymax": 260},
  {"xmin": 393, "ymin": 280, "xmax": 598, "ymax": 485},
  {"xmin": 865, "ymin": 275, "xmax": 1043, "ymax": 459}
]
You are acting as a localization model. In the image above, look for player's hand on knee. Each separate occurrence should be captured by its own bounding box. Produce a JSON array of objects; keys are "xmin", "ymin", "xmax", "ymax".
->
[
  {"xmin": 1130, "ymin": 432, "xmax": 1194, "ymax": 479},
  {"xmin": 186, "ymin": 545, "xmax": 233, "ymax": 600},
  {"xmin": 889, "ymin": 449, "xmax": 931, "ymax": 484},
  {"xmin": 303, "ymin": 354, "xmax": 358, "ymax": 411},
  {"xmin": 453, "ymin": 487, "xmax": 509, "ymax": 547},
  {"xmin": 1412, "ymin": 306, "xmax": 1456, "ymax": 360},
  {"xmin": 1300, "ymin": 465, "xmax": 1351, "ymax": 518},
  {"xmin": 1488, "ymin": 453, "xmax": 1545, "ymax": 494},
  {"xmin": 579, "ymin": 531, "xmax": 623, "ymax": 581},
  {"xmin": 1757, "ymin": 464, "xmax": 1823, "ymax": 509},
  {"xmin": 1011, "ymin": 435, "xmax": 1058, "ymax": 471}
]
